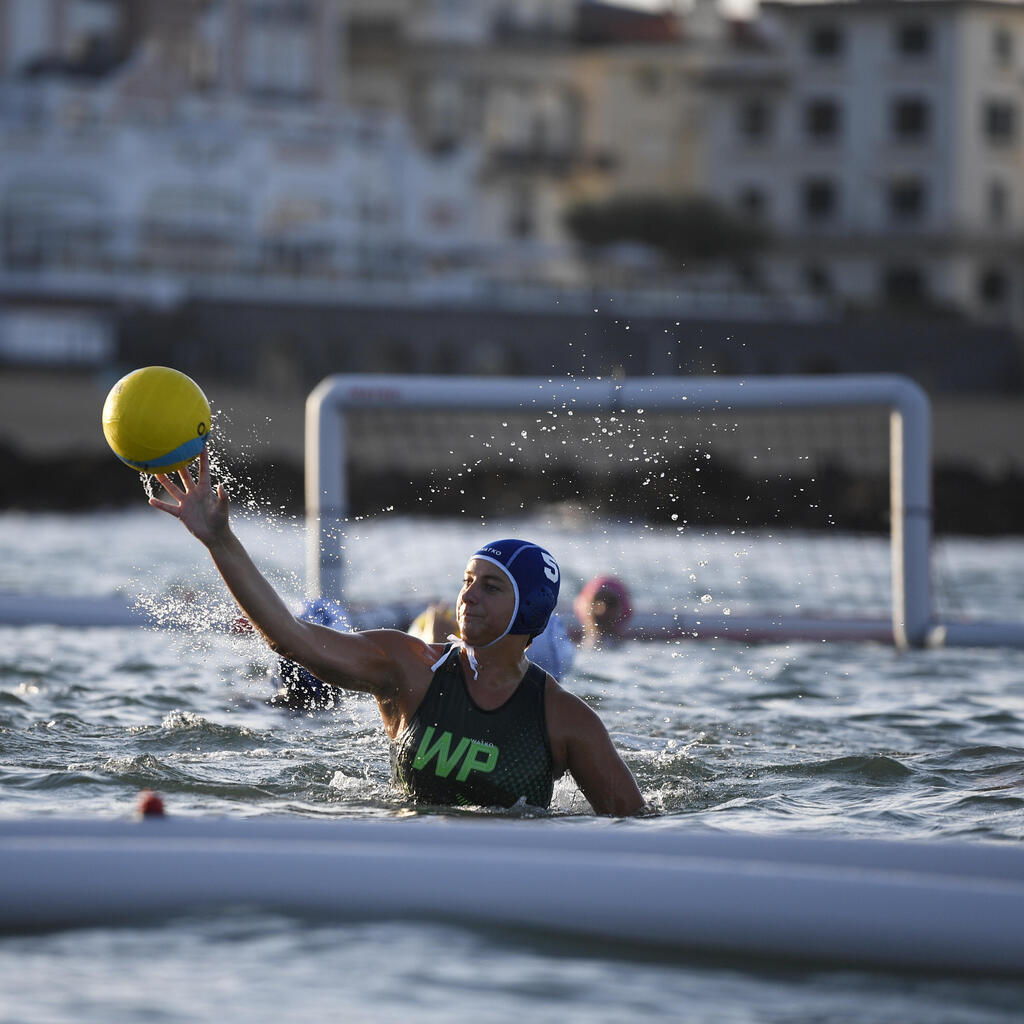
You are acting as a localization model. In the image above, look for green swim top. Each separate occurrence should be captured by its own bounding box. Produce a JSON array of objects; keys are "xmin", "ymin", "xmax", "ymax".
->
[{"xmin": 391, "ymin": 644, "xmax": 554, "ymax": 810}]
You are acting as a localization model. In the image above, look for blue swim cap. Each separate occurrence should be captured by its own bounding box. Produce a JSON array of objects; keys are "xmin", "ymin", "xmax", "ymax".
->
[
  {"xmin": 296, "ymin": 597, "xmax": 349, "ymax": 629},
  {"xmin": 471, "ymin": 539, "xmax": 560, "ymax": 641},
  {"xmin": 271, "ymin": 598, "xmax": 349, "ymax": 710}
]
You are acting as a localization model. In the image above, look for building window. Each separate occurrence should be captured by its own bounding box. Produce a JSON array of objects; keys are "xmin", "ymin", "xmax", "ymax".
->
[
  {"xmin": 356, "ymin": 192, "xmax": 394, "ymax": 226},
  {"xmin": 737, "ymin": 99, "xmax": 772, "ymax": 142},
  {"xmin": 245, "ymin": 9, "xmax": 316, "ymax": 98},
  {"xmin": 737, "ymin": 186, "xmax": 767, "ymax": 220},
  {"xmin": 3, "ymin": 182, "xmax": 110, "ymax": 270},
  {"xmin": 490, "ymin": 88, "xmax": 529, "ymax": 148},
  {"xmin": 891, "ymin": 97, "xmax": 930, "ymax": 141},
  {"xmin": 802, "ymin": 178, "xmax": 838, "ymax": 223},
  {"xmin": 803, "ymin": 263, "xmax": 832, "ymax": 295},
  {"xmin": 882, "ymin": 265, "xmax": 927, "ymax": 305},
  {"xmin": 807, "ymin": 24, "xmax": 843, "ymax": 58},
  {"xmin": 634, "ymin": 66, "xmax": 664, "ymax": 95},
  {"xmin": 888, "ymin": 179, "xmax": 927, "ymax": 224},
  {"xmin": 983, "ymin": 99, "xmax": 1017, "ymax": 145},
  {"xmin": 508, "ymin": 183, "xmax": 535, "ymax": 239},
  {"xmin": 804, "ymin": 99, "xmax": 841, "ymax": 142},
  {"xmin": 895, "ymin": 21, "xmax": 931, "ymax": 56},
  {"xmin": 978, "ymin": 267, "xmax": 1009, "ymax": 305},
  {"xmin": 423, "ymin": 77, "xmax": 464, "ymax": 151},
  {"xmin": 993, "ymin": 27, "xmax": 1014, "ymax": 66},
  {"xmin": 988, "ymin": 180, "xmax": 1010, "ymax": 224},
  {"xmin": 348, "ymin": 16, "xmax": 401, "ymax": 55}
]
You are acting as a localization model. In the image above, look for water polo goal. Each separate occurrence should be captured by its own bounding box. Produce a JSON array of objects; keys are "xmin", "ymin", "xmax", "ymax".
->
[{"xmin": 305, "ymin": 373, "xmax": 1024, "ymax": 650}]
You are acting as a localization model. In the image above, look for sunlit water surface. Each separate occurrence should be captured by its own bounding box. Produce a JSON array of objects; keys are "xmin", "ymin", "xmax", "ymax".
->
[{"xmin": 2, "ymin": 509, "xmax": 1024, "ymax": 1023}]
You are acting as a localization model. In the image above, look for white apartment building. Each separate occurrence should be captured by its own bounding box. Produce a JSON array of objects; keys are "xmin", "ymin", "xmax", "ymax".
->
[
  {"xmin": 706, "ymin": 0, "xmax": 1024, "ymax": 326},
  {"xmin": 7, "ymin": 0, "xmax": 1023, "ymax": 331},
  {"xmin": 0, "ymin": 0, "xmax": 482, "ymax": 302}
]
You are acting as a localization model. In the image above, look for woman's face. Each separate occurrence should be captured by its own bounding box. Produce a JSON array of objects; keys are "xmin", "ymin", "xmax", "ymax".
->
[{"xmin": 457, "ymin": 558, "xmax": 516, "ymax": 646}]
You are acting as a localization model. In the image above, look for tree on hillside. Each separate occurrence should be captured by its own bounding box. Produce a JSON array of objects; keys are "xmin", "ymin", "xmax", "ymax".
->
[{"xmin": 563, "ymin": 195, "xmax": 770, "ymax": 269}]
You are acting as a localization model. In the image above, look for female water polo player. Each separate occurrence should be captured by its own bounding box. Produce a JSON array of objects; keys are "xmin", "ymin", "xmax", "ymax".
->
[{"xmin": 150, "ymin": 451, "xmax": 644, "ymax": 815}]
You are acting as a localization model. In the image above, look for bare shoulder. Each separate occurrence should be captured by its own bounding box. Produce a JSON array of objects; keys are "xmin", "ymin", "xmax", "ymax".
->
[
  {"xmin": 544, "ymin": 677, "xmax": 608, "ymax": 740},
  {"xmin": 361, "ymin": 627, "xmax": 439, "ymax": 659},
  {"xmin": 299, "ymin": 626, "xmax": 436, "ymax": 697},
  {"xmin": 543, "ymin": 676, "xmax": 645, "ymax": 817},
  {"xmin": 353, "ymin": 628, "xmax": 444, "ymax": 682},
  {"xmin": 338, "ymin": 629, "xmax": 445, "ymax": 736}
]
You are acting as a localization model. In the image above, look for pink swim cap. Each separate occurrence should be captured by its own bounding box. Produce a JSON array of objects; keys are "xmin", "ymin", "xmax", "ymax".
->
[{"xmin": 574, "ymin": 575, "xmax": 633, "ymax": 627}]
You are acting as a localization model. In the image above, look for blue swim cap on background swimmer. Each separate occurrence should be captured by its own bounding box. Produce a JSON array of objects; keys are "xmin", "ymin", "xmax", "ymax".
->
[
  {"xmin": 270, "ymin": 597, "xmax": 349, "ymax": 711},
  {"xmin": 297, "ymin": 597, "xmax": 349, "ymax": 630},
  {"xmin": 472, "ymin": 539, "xmax": 560, "ymax": 641}
]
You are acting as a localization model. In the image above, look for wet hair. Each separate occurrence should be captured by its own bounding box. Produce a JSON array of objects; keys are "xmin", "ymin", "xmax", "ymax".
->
[{"xmin": 471, "ymin": 539, "xmax": 560, "ymax": 641}]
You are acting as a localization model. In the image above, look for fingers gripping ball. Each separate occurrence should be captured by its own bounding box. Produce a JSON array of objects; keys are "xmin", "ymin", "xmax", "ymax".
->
[{"xmin": 102, "ymin": 366, "xmax": 211, "ymax": 473}]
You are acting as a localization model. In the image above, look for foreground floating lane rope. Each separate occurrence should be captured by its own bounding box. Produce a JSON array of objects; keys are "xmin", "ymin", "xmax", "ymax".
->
[{"xmin": 1, "ymin": 815, "xmax": 1022, "ymax": 976}]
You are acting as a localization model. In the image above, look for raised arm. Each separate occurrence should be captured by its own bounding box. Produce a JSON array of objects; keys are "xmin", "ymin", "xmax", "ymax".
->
[
  {"xmin": 546, "ymin": 684, "xmax": 645, "ymax": 816},
  {"xmin": 149, "ymin": 451, "xmax": 410, "ymax": 702}
]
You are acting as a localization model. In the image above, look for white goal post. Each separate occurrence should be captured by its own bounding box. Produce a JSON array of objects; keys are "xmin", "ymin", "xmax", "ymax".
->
[{"xmin": 304, "ymin": 373, "xmax": 1024, "ymax": 650}]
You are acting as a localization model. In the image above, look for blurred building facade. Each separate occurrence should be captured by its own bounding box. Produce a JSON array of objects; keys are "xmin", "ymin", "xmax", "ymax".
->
[
  {"xmin": 0, "ymin": 0, "xmax": 477, "ymax": 294},
  {"xmin": 342, "ymin": 0, "xmax": 732, "ymax": 286},
  {"xmin": 0, "ymin": 0, "xmax": 812, "ymax": 299},
  {"xmin": 705, "ymin": 0, "xmax": 1024, "ymax": 327},
  {"xmin": 0, "ymin": 0, "xmax": 1021, "ymax": 387}
]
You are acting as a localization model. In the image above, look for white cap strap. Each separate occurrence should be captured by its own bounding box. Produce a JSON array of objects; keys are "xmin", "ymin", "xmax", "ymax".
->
[{"xmin": 430, "ymin": 636, "xmax": 481, "ymax": 679}]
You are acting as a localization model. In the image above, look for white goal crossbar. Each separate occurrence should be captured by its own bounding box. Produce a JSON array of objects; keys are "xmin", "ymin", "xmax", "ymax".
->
[{"xmin": 305, "ymin": 373, "xmax": 1024, "ymax": 649}]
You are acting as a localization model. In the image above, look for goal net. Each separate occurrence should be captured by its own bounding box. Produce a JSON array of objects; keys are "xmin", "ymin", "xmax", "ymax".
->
[{"xmin": 305, "ymin": 374, "xmax": 947, "ymax": 647}]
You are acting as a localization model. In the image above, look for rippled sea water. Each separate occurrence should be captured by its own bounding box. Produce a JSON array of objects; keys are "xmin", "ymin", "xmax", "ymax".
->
[{"xmin": 2, "ymin": 508, "xmax": 1024, "ymax": 1022}]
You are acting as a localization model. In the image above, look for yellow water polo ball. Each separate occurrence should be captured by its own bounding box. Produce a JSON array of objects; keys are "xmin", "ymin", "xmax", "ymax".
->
[{"xmin": 101, "ymin": 366, "xmax": 211, "ymax": 473}]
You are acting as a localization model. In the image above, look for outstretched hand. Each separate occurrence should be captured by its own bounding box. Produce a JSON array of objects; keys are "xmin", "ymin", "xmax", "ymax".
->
[{"xmin": 149, "ymin": 448, "xmax": 229, "ymax": 547}]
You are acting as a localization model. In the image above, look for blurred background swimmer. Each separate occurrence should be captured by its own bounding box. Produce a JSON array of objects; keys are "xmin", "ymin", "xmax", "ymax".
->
[
  {"xmin": 267, "ymin": 597, "xmax": 350, "ymax": 711},
  {"xmin": 571, "ymin": 575, "xmax": 709, "ymax": 646},
  {"xmin": 572, "ymin": 575, "xmax": 634, "ymax": 648},
  {"xmin": 408, "ymin": 601, "xmax": 576, "ymax": 680}
]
